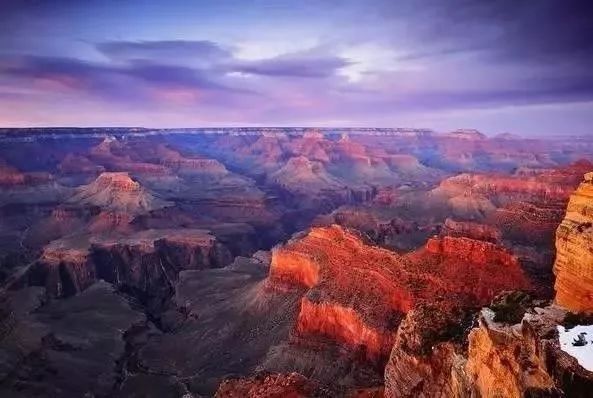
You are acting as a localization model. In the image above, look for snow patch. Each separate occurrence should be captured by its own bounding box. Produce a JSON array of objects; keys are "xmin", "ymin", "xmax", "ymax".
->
[{"xmin": 557, "ymin": 325, "xmax": 593, "ymax": 371}]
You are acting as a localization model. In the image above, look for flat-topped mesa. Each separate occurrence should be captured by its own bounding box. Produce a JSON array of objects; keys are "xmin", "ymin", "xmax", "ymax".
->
[
  {"xmin": 269, "ymin": 225, "xmax": 414, "ymax": 361},
  {"xmin": 68, "ymin": 172, "xmax": 172, "ymax": 215},
  {"xmin": 24, "ymin": 229, "xmax": 232, "ymax": 298},
  {"xmin": 554, "ymin": 171, "xmax": 593, "ymax": 312},
  {"xmin": 27, "ymin": 240, "xmax": 95, "ymax": 297},
  {"xmin": 92, "ymin": 229, "xmax": 232, "ymax": 291}
]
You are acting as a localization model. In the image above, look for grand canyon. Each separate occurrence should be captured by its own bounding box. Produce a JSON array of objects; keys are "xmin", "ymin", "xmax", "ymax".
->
[
  {"xmin": 0, "ymin": 127, "xmax": 591, "ymax": 397},
  {"xmin": 2, "ymin": 1, "xmax": 593, "ymax": 396}
]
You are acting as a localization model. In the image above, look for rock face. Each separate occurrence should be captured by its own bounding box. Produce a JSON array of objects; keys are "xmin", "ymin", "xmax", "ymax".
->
[
  {"xmin": 269, "ymin": 225, "xmax": 530, "ymax": 364},
  {"xmin": 464, "ymin": 304, "xmax": 593, "ymax": 398},
  {"xmin": 27, "ymin": 239, "xmax": 95, "ymax": 297},
  {"xmin": 554, "ymin": 171, "xmax": 593, "ymax": 312},
  {"xmin": 384, "ymin": 303, "xmax": 471, "ymax": 398},
  {"xmin": 26, "ymin": 229, "xmax": 232, "ymax": 299},
  {"xmin": 270, "ymin": 225, "xmax": 412, "ymax": 361},
  {"xmin": 464, "ymin": 308, "xmax": 559, "ymax": 397},
  {"xmin": 385, "ymin": 294, "xmax": 593, "ymax": 398}
]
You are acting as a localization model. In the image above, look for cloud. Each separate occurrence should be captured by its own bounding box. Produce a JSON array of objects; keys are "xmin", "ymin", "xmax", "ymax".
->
[
  {"xmin": 0, "ymin": 54, "xmax": 249, "ymax": 106},
  {"xmin": 231, "ymin": 52, "xmax": 352, "ymax": 78},
  {"xmin": 96, "ymin": 40, "xmax": 233, "ymax": 65}
]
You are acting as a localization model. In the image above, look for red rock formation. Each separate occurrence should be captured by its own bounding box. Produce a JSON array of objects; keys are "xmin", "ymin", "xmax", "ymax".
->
[
  {"xmin": 414, "ymin": 235, "xmax": 530, "ymax": 303},
  {"xmin": 269, "ymin": 226, "xmax": 414, "ymax": 361},
  {"xmin": 268, "ymin": 156, "xmax": 346, "ymax": 195},
  {"xmin": 464, "ymin": 308, "xmax": 558, "ymax": 397},
  {"xmin": 268, "ymin": 225, "xmax": 530, "ymax": 363},
  {"xmin": 554, "ymin": 171, "xmax": 593, "ymax": 312}
]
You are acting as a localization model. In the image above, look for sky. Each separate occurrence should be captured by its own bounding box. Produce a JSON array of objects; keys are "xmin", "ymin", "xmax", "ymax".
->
[{"xmin": 0, "ymin": 0, "xmax": 592, "ymax": 135}]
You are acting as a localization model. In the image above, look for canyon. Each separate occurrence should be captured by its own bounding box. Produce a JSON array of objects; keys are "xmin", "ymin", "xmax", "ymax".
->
[{"xmin": 0, "ymin": 128, "xmax": 592, "ymax": 397}]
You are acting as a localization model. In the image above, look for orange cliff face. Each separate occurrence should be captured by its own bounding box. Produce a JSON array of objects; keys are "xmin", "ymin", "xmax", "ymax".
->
[
  {"xmin": 553, "ymin": 171, "xmax": 593, "ymax": 312},
  {"xmin": 268, "ymin": 225, "xmax": 414, "ymax": 361},
  {"xmin": 267, "ymin": 225, "xmax": 531, "ymax": 363}
]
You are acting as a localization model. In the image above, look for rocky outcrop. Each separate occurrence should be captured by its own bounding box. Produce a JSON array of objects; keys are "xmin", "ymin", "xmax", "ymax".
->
[
  {"xmin": 385, "ymin": 293, "xmax": 593, "ymax": 398},
  {"xmin": 269, "ymin": 156, "xmax": 346, "ymax": 195},
  {"xmin": 269, "ymin": 225, "xmax": 530, "ymax": 364},
  {"xmin": 384, "ymin": 303, "xmax": 471, "ymax": 398},
  {"xmin": 269, "ymin": 226, "xmax": 414, "ymax": 361},
  {"xmin": 464, "ymin": 307, "xmax": 560, "ymax": 397},
  {"xmin": 27, "ymin": 240, "xmax": 95, "ymax": 297},
  {"xmin": 92, "ymin": 229, "xmax": 232, "ymax": 300},
  {"xmin": 554, "ymin": 171, "xmax": 593, "ymax": 312},
  {"xmin": 424, "ymin": 235, "xmax": 518, "ymax": 268},
  {"xmin": 25, "ymin": 229, "xmax": 232, "ymax": 299}
]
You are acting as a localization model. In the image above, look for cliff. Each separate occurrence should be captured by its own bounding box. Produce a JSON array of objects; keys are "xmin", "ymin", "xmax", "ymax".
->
[
  {"xmin": 25, "ymin": 229, "xmax": 232, "ymax": 299},
  {"xmin": 269, "ymin": 225, "xmax": 414, "ymax": 361},
  {"xmin": 553, "ymin": 172, "xmax": 593, "ymax": 312},
  {"xmin": 385, "ymin": 294, "xmax": 593, "ymax": 398},
  {"xmin": 268, "ymin": 225, "xmax": 530, "ymax": 363}
]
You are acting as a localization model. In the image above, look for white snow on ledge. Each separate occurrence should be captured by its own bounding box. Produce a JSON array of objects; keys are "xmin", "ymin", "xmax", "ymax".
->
[{"xmin": 557, "ymin": 325, "xmax": 593, "ymax": 371}]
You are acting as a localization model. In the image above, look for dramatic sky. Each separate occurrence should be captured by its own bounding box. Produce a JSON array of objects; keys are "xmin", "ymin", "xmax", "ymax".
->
[{"xmin": 1, "ymin": 0, "xmax": 592, "ymax": 135}]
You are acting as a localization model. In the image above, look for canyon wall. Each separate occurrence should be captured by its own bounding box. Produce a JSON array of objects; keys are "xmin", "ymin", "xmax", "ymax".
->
[{"xmin": 553, "ymin": 172, "xmax": 593, "ymax": 312}]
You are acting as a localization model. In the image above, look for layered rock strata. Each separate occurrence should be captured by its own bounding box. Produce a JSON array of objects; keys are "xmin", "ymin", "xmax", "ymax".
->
[{"xmin": 553, "ymin": 172, "xmax": 593, "ymax": 312}]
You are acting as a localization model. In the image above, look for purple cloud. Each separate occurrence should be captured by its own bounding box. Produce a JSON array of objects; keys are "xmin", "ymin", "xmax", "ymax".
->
[
  {"xmin": 97, "ymin": 40, "xmax": 232, "ymax": 64},
  {"xmin": 231, "ymin": 53, "xmax": 352, "ymax": 78}
]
